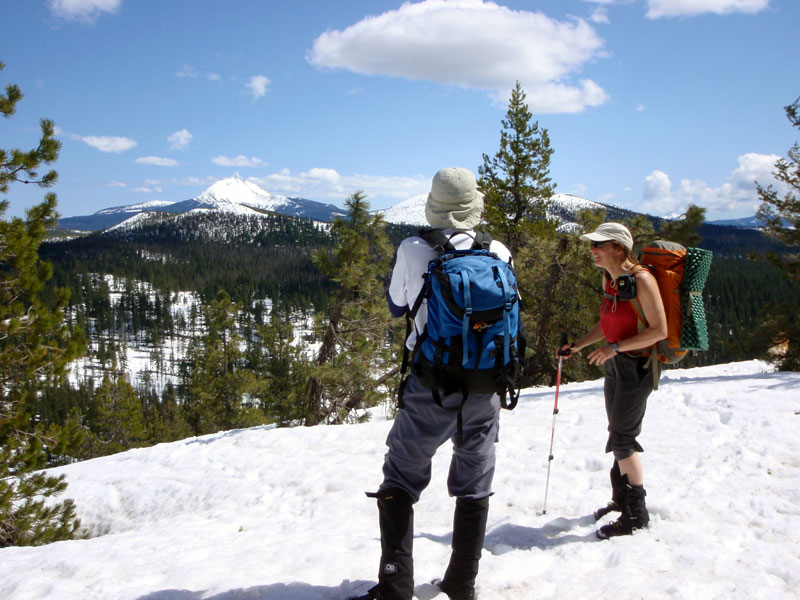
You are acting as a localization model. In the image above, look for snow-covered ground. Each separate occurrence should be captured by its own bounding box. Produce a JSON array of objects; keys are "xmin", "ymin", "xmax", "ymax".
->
[{"xmin": 2, "ymin": 360, "xmax": 798, "ymax": 599}]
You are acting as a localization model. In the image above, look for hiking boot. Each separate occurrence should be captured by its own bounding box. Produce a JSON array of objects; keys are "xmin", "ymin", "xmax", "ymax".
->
[
  {"xmin": 370, "ymin": 487, "xmax": 415, "ymax": 600},
  {"xmin": 594, "ymin": 500, "xmax": 621, "ymax": 521},
  {"xmin": 594, "ymin": 461, "xmax": 624, "ymax": 520},
  {"xmin": 596, "ymin": 476, "xmax": 649, "ymax": 539},
  {"xmin": 438, "ymin": 496, "xmax": 490, "ymax": 600},
  {"xmin": 436, "ymin": 581, "xmax": 476, "ymax": 600}
]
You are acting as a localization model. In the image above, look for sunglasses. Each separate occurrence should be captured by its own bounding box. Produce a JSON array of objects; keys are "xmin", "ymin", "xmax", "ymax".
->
[{"xmin": 590, "ymin": 240, "xmax": 612, "ymax": 248}]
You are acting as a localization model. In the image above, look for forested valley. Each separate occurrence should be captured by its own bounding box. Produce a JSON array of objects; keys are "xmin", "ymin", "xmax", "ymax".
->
[{"xmin": 29, "ymin": 206, "xmax": 797, "ymax": 461}]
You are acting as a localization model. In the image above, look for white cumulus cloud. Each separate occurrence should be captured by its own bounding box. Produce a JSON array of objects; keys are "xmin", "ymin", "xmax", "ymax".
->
[
  {"xmin": 212, "ymin": 155, "xmax": 267, "ymax": 168},
  {"xmin": 642, "ymin": 169, "xmax": 674, "ymax": 206},
  {"xmin": 135, "ymin": 156, "xmax": 179, "ymax": 167},
  {"xmin": 307, "ymin": 0, "xmax": 608, "ymax": 114},
  {"xmin": 246, "ymin": 75, "xmax": 271, "ymax": 100},
  {"xmin": 49, "ymin": 0, "xmax": 121, "ymax": 22},
  {"xmin": 80, "ymin": 135, "xmax": 137, "ymax": 153},
  {"xmin": 503, "ymin": 79, "xmax": 608, "ymax": 114},
  {"xmin": 249, "ymin": 168, "xmax": 429, "ymax": 203},
  {"xmin": 168, "ymin": 129, "xmax": 192, "ymax": 150},
  {"xmin": 639, "ymin": 153, "xmax": 784, "ymax": 218},
  {"xmin": 646, "ymin": 0, "xmax": 769, "ymax": 18}
]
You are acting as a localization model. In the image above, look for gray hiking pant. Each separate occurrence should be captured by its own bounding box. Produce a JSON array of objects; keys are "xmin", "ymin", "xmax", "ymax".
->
[
  {"xmin": 379, "ymin": 374, "xmax": 501, "ymax": 503},
  {"xmin": 604, "ymin": 353, "xmax": 656, "ymax": 459}
]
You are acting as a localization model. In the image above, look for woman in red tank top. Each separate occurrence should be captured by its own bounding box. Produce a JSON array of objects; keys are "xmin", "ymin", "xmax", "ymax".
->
[{"xmin": 559, "ymin": 222, "xmax": 667, "ymax": 539}]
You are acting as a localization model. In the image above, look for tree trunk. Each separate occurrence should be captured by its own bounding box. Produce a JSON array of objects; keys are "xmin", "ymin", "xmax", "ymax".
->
[
  {"xmin": 526, "ymin": 241, "xmax": 566, "ymax": 386},
  {"xmin": 303, "ymin": 295, "xmax": 344, "ymax": 426}
]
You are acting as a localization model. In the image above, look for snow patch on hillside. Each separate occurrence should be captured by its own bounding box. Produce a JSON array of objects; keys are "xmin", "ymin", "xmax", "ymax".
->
[
  {"xmin": 67, "ymin": 274, "xmax": 317, "ymax": 395},
  {"xmin": 96, "ymin": 200, "xmax": 176, "ymax": 215}
]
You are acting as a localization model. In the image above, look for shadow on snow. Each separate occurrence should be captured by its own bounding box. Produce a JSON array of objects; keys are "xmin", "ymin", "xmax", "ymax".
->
[
  {"xmin": 136, "ymin": 517, "xmax": 600, "ymax": 599},
  {"xmin": 137, "ymin": 580, "xmax": 373, "ymax": 600}
]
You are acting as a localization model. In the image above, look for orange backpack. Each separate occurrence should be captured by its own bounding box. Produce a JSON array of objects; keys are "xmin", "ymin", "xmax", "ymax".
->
[{"xmin": 627, "ymin": 241, "xmax": 713, "ymax": 386}]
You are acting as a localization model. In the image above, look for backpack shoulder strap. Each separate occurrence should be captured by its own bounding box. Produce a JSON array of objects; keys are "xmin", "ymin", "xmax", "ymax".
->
[
  {"xmin": 627, "ymin": 265, "xmax": 650, "ymax": 326},
  {"xmin": 418, "ymin": 228, "xmax": 454, "ymax": 256},
  {"xmin": 472, "ymin": 230, "xmax": 492, "ymax": 250}
]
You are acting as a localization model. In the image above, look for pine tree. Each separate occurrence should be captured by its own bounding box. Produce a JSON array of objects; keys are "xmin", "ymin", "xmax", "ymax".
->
[
  {"xmin": 479, "ymin": 82, "xmax": 572, "ymax": 385},
  {"xmin": 1, "ymin": 61, "xmax": 86, "ymax": 546},
  {"xmin": 303, "ymin": 191, "xmax": 398, "ymax": 425},
  {"xmin": 182, "ymin": 290, "xmax": 260, "ymax": 435},
  {"xmin": 753, "ymin": 97, "xmax": 800, "ymax": 370},
  {"xmin": 658, "ymin": 205, "xmax": 706, "ymax": 248},
  {"xmin": 248, "ymin": 309, "xmax": 311, "ymax": 425},
  {"xmin": 478, "ymin": 81, "xmax": 556, "ymax": 257},
  {"xmin": 81, "ymin": 372, "xmax": 149, "ymax": 457},
  {"xmin": 531, "ymin": 209, "xmax": 609, "ymax": 385},
  {"xmin": 755, "ymin": 97, "xmax": 800, "ymax": 279},
  {"xmin": 147, "ymin": 382, "xmax": 191, "ymax": 444}
]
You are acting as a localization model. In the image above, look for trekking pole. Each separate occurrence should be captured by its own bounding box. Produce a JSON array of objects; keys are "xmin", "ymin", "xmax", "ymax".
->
[{"xmin": 540, "ymin": 333, "xmax": 568, "ymax": 516}]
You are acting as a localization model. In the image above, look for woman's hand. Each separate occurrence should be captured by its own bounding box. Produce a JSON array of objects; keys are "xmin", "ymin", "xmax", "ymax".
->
[
  {"xmin": 587, "ymin": 344, "xmax": 617, "ymax": 366},
  {"xmin": 558, "ymin": 342, "xmax": 576, "ymax": 359},
  {"xmin": 563, "ymin": 323, "xmax": 605, "ymax": 361}
]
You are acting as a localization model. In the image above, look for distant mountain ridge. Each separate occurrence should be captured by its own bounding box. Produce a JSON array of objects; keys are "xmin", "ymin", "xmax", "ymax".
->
[
  {"xmin": 56, "ymin": 173, "xmax": 764, "ymax": 236},
  {"xmin": 707, "ymin": 215, "xmax": 763, "ymax": 228},
  {"xmin": 376, "ymin": 192, "xmax": 629, "ymax": 231},
  {"xmin": 56, "ymin": 174, "xmax": 347, "ymax": 231}
]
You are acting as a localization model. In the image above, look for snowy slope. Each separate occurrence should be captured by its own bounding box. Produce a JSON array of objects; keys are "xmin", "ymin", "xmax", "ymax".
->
[
  {"xmin": 1, "ymin": 360, "xmax": 798, "ymax": 599},
  {"xmin": 96, "ymin": 200, "xmax": 178, "ymax": 215},
  {"xmin": 377, "ymin": 193, "xmax": 428, "ymax": 226}
]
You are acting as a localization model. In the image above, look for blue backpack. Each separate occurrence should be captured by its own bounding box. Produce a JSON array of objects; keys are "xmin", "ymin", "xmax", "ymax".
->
[{"xmin": 400, "ymin": 229, "xmax": 524, "ymax": 416}]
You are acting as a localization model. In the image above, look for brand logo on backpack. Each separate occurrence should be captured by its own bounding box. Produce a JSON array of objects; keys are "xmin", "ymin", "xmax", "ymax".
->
[{"xmin": 401, "ymin": 229, "xmax": 525, "ymax": 412}]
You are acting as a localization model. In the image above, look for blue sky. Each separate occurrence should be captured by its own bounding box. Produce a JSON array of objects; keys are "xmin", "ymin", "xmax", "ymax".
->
[{"xmin": 2, "ymin": 0, "xmax": 798, "ymax": 221}]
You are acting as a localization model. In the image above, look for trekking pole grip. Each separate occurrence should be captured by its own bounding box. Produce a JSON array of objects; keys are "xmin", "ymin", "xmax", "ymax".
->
[{"xmin": 556, "ymin": 332, "xmax": 571, "ymax": 357}]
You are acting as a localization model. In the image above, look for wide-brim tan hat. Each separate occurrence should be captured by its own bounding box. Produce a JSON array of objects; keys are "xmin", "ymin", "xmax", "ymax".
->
[
  {"xmin": 579, "ymin": 222, "xmax": 634, "ymax": 250},
  {"xmin": 425, "ymin": 167, "xmax": 484, "ymax": 230}
]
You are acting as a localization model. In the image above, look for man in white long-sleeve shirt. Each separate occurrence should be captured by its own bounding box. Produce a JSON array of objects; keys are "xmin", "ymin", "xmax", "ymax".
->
[{"xmin": 353, "ymin": 168, "xmax": 513, "ymax": 600}]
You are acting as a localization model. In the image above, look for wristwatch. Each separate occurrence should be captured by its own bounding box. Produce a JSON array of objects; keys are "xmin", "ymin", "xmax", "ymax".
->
[{"xmin": 611, "ymin": 342, "xmax": 620, "ymax": 354}]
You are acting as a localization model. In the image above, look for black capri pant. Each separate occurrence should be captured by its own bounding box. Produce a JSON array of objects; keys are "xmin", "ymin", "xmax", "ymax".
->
[{"xmin": 603, "ymin": 353, "xmax": 656, "ymax": 459}]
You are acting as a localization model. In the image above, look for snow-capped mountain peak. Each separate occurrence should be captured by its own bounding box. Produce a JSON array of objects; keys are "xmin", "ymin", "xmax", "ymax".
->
[
  {"xmin": 56, "ymin": 175, "xmax": 347, "ymax": 231},
  {"xmin": 195, "ymin": 173, "xmax": 284, "ymax": 211}
]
